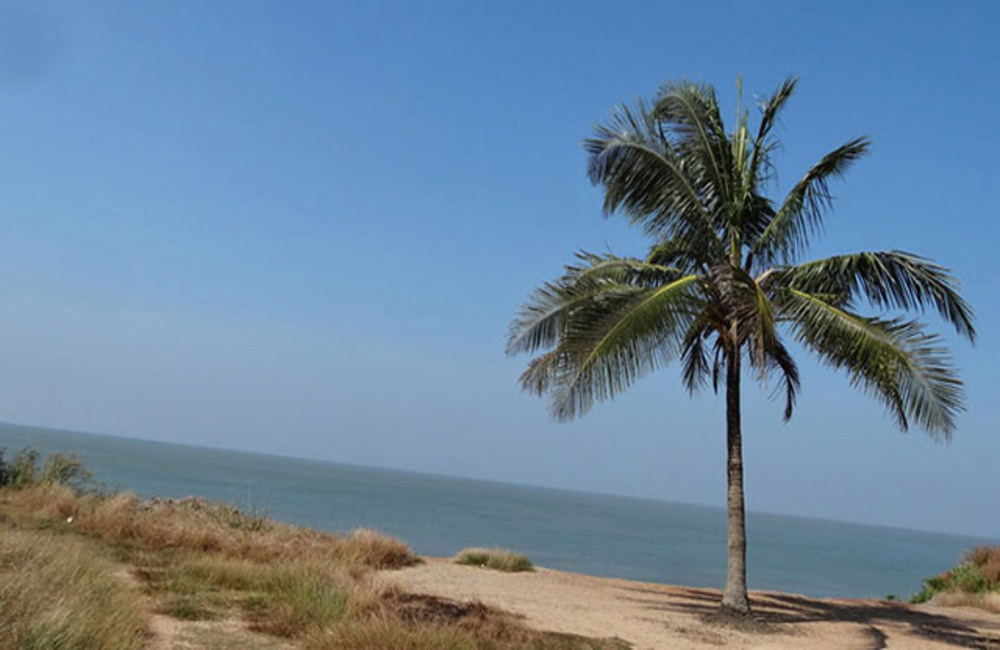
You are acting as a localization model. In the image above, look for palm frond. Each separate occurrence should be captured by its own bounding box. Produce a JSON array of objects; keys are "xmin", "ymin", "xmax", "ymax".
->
[
  {"xmin": 518, "ymin": 349, "xmax": 562, "ymax": 397},
  {"xmin": 773, "ymin": 251, "xmax": 976, "ymax": 341},
  {"xmin": 542, "ymin": 275, "xmax": 703, "ymax": 421},
  {"xmin": 507, "ymin": 278, "xmax": 608, "ymax": 357},
  {"xmin": 645, "ymin": 240, "xmax": 704, "ymax": 273},
  {"xmin": 749, "ymin": 76, "xmax": 798, "ymax": 185},
  {"xmin": 571, "ymin": 251, "xmax": 686, "ymax": 288},
  {"xmin": 585, "ymin": 102, "xmax": 723, "ymax": 259},
  {"xmin": 746, "ymin": 275, "xmax": 778, "ymax": 375},
  {"xmin": 506, "ymin": 253, "xmax": 687, "ymax": 355},
  {"xmin": 750, "ymin": 137, "xmax": 870, "ymax": 266},
  {"xmin": 781, "ymin": 289, "xmax": 964, "ymax": 438},
  {"xmin": 680, "ymin": 324, "xmax": 711, "ymax": 394},
  {"xmin": 763, "ymin": 337, "xmax": 800, "ymax": 421},
  {"xmin": 652, "ymin": 80, "xmax": 732, "ymax": 211}
]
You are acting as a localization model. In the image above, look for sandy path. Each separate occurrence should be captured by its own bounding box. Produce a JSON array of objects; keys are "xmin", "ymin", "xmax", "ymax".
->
[
  {"xmin": 112, "ymin": 567, "xmax": 291, "ymax": 650},
  {"xmin": 380, "ymin": 558, "xmax": 1000, "ymax": 649},
  {"xmin": 145, "ymin": 615, "xmax": 292, "ymax": 650}
]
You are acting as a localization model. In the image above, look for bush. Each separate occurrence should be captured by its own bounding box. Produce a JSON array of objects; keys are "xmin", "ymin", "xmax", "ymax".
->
[
  {"xmin": 41, "ymin": 452, "xmax": 94, "ymax": 489},
  {"xmin": 911, "ymin": 544, "xmax": 1000, "ymax": 604},
  {"xmin": 0, "ymin": 447, "xmax": 94, "ymax": 491}
]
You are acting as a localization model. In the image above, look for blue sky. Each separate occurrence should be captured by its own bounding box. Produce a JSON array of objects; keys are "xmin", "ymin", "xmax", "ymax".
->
[{"xmin": 0, "ymin": 1, "xmax": 997, "ymax": 538}]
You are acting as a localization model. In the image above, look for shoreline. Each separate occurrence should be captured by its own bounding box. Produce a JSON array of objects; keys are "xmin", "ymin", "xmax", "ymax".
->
[
  {"xmin": 2, "ymin": 474, "xmax": 998, "ymax": 648},
  {"xmin": 380, "ymin": 556, "xmax": 1000, "ymax": 650},
  {"xmin": 2, "ymin": 422, "xmax": 990, "ymax": 602}
]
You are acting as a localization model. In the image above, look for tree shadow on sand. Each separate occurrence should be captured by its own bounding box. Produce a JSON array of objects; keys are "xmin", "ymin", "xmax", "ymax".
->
[{"xmin": 618, "ymin": 586, "xmax": 1000, "ymax": 649}]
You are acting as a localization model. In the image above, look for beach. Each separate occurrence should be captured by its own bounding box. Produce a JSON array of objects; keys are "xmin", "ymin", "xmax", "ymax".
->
[
  {"xmin": 2, "ymin": 467, "xmax": 998, "ymax": 648},
  {"xmin": 381, "ymin": 558, "xmax": 1000, "ymax": 649}
]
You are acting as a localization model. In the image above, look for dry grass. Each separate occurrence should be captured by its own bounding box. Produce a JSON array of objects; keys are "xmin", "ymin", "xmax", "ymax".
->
[
  {"xmin": 2, "ymin": 484, "xmax": 419, "ymax": 568},
  {"xmin": 0, "ymin": 484, "xmax": 622, "ymax": 649},
  {"xmin": 966, "ymin": 545, "xmax": 1000, "ymax": 585},
  {"xmin": 457, "ymin": 547, "xmax": 535, "ymax": 572},
  {"xmin": 0, "ymin": 527, "xmax": 148, "ymax": 649},
  {"xmin": 306, "ymin": 621, "xmax": 627, "ymax": 649},
  {"xmin": 343, "ymin": 528, "xmax": 421, "ymax": 569},
  {"xmin": 927, "ymin": 592, "xmax": 1000, "ymax": 614},
  {"xmin": 306, "ymin": 593, "xmax": 629, "ymax": 649}
]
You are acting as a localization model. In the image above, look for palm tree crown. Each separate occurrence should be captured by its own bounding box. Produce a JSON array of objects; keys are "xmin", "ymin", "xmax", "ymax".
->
[{"xmin": 507, "ymin": 77, "xmax": 974, "ymax": 613}]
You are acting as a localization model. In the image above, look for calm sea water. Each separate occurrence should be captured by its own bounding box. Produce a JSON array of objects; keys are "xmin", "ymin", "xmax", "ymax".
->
[{"xmin": 1, "ymin": 421, "xmax": 991, "ymax": 599}]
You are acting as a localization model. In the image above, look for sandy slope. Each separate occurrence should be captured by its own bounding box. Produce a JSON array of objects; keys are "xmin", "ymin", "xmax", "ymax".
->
[{"xmin": 380, "ymin": 558, "xmax": 1000, "ymax": 649}]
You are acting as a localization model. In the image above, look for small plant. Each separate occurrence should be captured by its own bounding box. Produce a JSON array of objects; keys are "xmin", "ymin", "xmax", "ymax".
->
[{"xmin": 456, "ymin": 547, "xmax": 534, "ymax": 572}]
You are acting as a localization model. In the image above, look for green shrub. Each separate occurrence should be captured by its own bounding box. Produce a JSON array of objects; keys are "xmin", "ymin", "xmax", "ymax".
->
[
  {"xmin": 0, "ymin": 447, "xmax": 94, "ymax": 491},
  {"xmin": 911, "ymin": 544, "xmax": 1000, "ymax": 604}
]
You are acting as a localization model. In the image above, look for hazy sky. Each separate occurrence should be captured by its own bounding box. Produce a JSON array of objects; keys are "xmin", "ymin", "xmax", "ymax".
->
[{"xmin": 0, "ymin": 1, "xmax": 997, "ymax": 538}]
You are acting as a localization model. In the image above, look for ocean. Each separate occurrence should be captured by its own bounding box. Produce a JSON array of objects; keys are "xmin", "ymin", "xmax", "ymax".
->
[{"xmin": 1, "ymin": 421, "xmax": 990, "ymax": 600}]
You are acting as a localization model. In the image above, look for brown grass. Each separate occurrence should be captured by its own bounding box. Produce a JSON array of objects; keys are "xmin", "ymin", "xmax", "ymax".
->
[
  {"xmin": 2, "ymin": 484, "xmax": 419, "ymax": 568},
  {"xmin": 966, "ymin": 545, "xmax": 1000, "ymax": 585}
]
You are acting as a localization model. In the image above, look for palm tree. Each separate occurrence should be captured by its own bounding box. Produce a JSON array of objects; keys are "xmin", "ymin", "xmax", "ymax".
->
[{"xmin": 506, "ymin": 77, "xmax": 974, "ymax": 615}]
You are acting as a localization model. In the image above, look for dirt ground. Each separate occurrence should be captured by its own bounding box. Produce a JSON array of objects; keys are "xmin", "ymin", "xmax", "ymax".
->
[{"xmin": 380, "ymin": 558, "xmax": 1000, "ymax": 649}]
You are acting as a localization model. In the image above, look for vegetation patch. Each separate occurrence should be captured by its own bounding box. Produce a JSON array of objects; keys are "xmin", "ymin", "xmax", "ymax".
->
[
  {"xmin": 457, "ymin": 547, "xmax": 535, "ymax": 572},
  {"xmin": 0, "ymin": 447, "xmax": 625, "ymax": 649},
  {"xmin": 0, "ymin": 528, "xmax": 148, "ymax": 649},
  {"xmin": 0, "ymin": 446, "xmax": 92, "ymax": 490},
  {"xmin": 160, "ymin": 593, "xmax": 227, "ymax": 621},
  {"xmin": 912, "ymin": 544, "xmax": 1000, "ymax": 606}
]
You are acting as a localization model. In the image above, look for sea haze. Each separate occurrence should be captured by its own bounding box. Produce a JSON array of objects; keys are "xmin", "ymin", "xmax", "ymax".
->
[{"xmin": 1, "ymin": 421, "xmax": 992, "ymax": 599}]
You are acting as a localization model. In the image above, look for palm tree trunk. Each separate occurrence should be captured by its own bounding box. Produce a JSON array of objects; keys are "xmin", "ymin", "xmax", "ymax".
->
[{"xmin": 721, "ymin": 347, "xmax": 751, "ymax": 614}]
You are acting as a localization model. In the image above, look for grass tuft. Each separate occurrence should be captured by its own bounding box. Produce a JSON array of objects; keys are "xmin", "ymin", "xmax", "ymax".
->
[
  {"xmin": 456, "ymin": 547, "xmax": 534, "ymax": 572},
  {"xmin": 344, "ymin": 528, "xmax": 422, "ymax": 569}
]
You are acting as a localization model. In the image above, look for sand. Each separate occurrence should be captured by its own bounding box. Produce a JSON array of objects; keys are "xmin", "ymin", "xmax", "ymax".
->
[{"xmin": 380, "ymin": 557, "xmax": 1000, "ymax": 649}]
